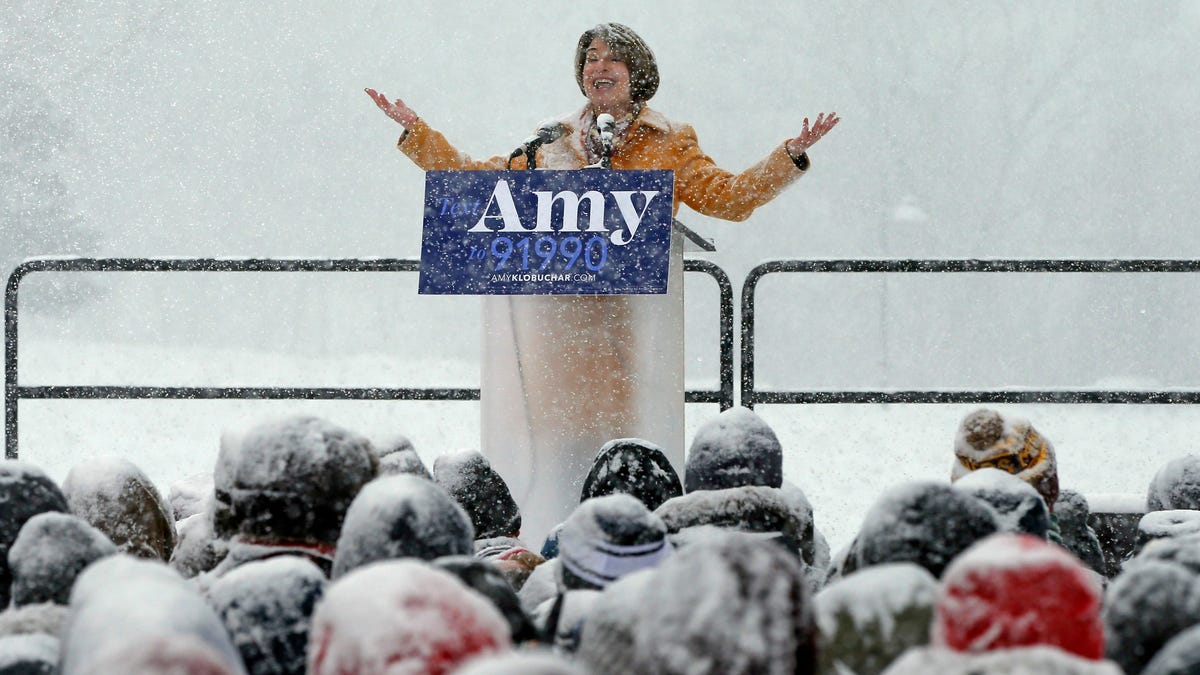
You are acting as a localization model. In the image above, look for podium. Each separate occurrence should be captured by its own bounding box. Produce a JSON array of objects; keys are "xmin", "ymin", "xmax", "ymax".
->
[{"xmin": 420, "ymin": 169, "xmax": 686, "ymax": 545}]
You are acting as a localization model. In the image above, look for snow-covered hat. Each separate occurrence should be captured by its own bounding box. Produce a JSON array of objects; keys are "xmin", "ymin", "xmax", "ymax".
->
[
  {"xmin": 331, "ymin": 475, "xmax": 474, "ymax": 578},
  {"xmin": 631, "ymin": 531, "xmax": 818, "ymax": 675},
  {"xmin": 308, "ymin": 560, "xmax": 511, "ymax": 675},
  {"xmin": 856, "ymin": 481, "xmax": 999, "ymax": 579},
  {"xmin": 1103, "ymin": 557, "xmax": 1200, "ymax": 674},
  {"xmin": 208, "ymin": 556, "xmax": 326, "ymax": 675},
  {"xmin": 7, "ymin": 512, "xmax": 116, "ymax": 607},
  {"xmin": 558, "ymin": 494, "xmax": 671, "ymax": 591},
  {"xmin": 655, "ymin": 484, "xmax": 815, "ymax": 565},
  {"xmin": 1143, "ymin": 623, "xmax": 1200, "ymax": 675},
  {"xmin": 685, "ymin": 406, "xmax": 783, "ymax": 493},
  {"xmin": 954, "ymin": 467, "xmax": 1050, "ymax": 538},
  {"xmin": 0, "ymin": 461, "xmax": 68, "ymax": 609},
  {"xmin": 1135, "ymin": 510, "xmax": 1200, "ymax": 557},
  {"xmin": 1148, "ymin": 455, "xmax": 1200, "ymax": 512},
  {"xmin": 580, "ymin": 437, "xmax": 682, "ymax": 511},
  {"xmin": 952, "ymin": 409, "xmax": 1059, "ymax": 509},
  {"xmin": 576, "ymin": 569, "xmax": 656, "ymax": 675},
  {"xmin": 936, "ymin": 533, "xmax": 1105, "ymax": 660},
  {"xmin": 375, "ymin": 434, "xmax": 432, "ymax": 479},
  {"xmin": 212, "ymin": 415, "xmax": 378, "ymax": 547},
  {"xmin": 433, "ymin": 450, "xmax": 521, "ymax": 540},
  {"xmin": 63, "ymin": 456, "xmax": 176, "ymax": 561},
  {"xmin": 815, "ymin": 562, "xmax": 938, "ymax": 675}
]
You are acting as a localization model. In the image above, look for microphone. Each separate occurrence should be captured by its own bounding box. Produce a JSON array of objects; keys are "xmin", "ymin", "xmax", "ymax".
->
[
  {"xmin": 508, "ymin": 121, "xmax": 566, "ymax": 169},
  {"xmin": 596, "ymin": 113, "xmax": 615, "ymax": 145}
]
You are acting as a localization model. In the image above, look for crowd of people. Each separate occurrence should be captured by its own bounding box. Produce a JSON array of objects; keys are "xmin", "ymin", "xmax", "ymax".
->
[{"xmin": 2, "ymin": 405, "xmax": 1200, "ymax": 674}]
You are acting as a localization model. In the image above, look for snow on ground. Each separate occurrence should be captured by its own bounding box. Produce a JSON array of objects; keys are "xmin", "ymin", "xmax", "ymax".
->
[{"xmin": 11, "ymin": 339, "xmax": 1194, "ymax": 554}]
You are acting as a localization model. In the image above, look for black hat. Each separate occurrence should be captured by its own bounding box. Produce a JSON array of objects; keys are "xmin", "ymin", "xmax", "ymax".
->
[
  {"xmin": 558, "ymin": 494, "xmax": 670, "ymax": 591},
  {"xmin": 212, "ymin": 415, "xmax": 378, "ymax": 546},
  {"xmin": 0, "ymin": 461, "xmax": 69, "ymax": 608},
  {"xmin": 332, "ymin": 475, "xmax": 475, "ymax": 578},
  {"xmin": 685, "ymin": 407, "xmax": 783, "ymax": 493},
  {"xmin": 433, "ymin": 450, "xmax": 521, "ymax": 540},
  {"xmin": 580, "ymin": 438, "xmax": 682, "ymax": 511}
]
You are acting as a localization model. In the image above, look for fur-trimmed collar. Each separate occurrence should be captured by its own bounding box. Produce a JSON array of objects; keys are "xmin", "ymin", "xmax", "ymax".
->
[{"xmin": 538, "ymin": 104, "xmax": 673, "ymax": 169}]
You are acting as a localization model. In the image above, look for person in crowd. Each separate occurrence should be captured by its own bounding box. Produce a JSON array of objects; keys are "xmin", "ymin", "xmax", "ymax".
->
[
  {"xmin": 374, "ymin": 434, "xmax": 432, "ymax": 479},
  {"xmin": 331, "ymin": 474, "xmax": 475, "ymax": 578},
  {"xmin": 952, "ymin": 408, "xmax": 1059, "ymax": 511},
  {"xmin": 366, "ymin": 22, "xmax": 839, "ymax": 544},
  {"xmin": 434, "ymin": 556, "xmax": 541, "ymax": 645},
  {"xmin": 208, "ymin": 414, "xmax": 378, "ymax": 578},
  {"xmin": 1147, "ymin": 454, "xmax": 1200, "ymax": 511},
  {"xmin": 207, "ymin": 556, "xmax": 326, "ymax": 675},
  {"xmin": 433, "ymin": 449, "xmax": 523, "ymax": 541},
  {"xmin": 953, "ymin": 467, "xmax": 1051, "ymax": 538},
  {"xmin": 580, "ymin": 437, "xmax": 682, "ymax": 511},
  {"xmin": 62, "ymin": 456, "xmax": 177, "ymax": 561},
  {"xmin": 307, "ymin": 560, "xmax": 511, "ymax": 675},
  {"xmin": 1106, "ymin": 535, "xmax": 1200, "ymax": 674},
  {"xmin": 0, "ymin": 461, "xmax": 69, "ymax": 609}
]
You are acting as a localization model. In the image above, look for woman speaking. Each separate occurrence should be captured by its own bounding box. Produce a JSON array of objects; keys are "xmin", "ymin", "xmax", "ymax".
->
[{"xmin": 367, "ymin": 23, "xmax": 839, "ymax": 544}]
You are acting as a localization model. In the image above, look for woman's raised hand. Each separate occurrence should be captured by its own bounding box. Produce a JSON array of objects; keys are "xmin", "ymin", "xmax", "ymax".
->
[
  {"xmin": 786, "ymin": 112, "xmax": 840, "ymax": 157},
  {"xmin": 365, "ymin": 88, "xmax": 418, "ymax": 128}
]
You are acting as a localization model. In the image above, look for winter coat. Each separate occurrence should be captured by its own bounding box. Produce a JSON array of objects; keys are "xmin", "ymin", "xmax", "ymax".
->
[{"xmin": 398, "ymin": 105, "xmax": 807, "ymax": 221}]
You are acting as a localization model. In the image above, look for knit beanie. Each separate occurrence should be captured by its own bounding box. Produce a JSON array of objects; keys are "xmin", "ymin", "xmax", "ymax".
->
[
  {"xmin": 936, "ymin": 534, "xmax": 1105, "ymax": 660},
  {"xmin": 558, "ymin": 494, "xmax": 671, "ymax": 591},
  {"xmin": 685, "ymin": 407, "xmax": 783, "ymax": 492},
  {"xmin": 8, "ymin": 512, "xmax": 116, "ymax": 606},
  {"xmin": 580, "ymin": 438, "xmax": 682, "ymax": 511},
  {"xmin": 433, "ymin": 450, "xmax": 521, "ymax": 540},
  {"xmin": 952, "ymin": 409, "xmax": 1059, "ymax": 509}
]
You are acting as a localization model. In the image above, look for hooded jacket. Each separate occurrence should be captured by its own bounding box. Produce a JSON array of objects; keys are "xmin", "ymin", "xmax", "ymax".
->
[{"xmin": 397, "ymin": 105, "xmax": 806, "ymax": 222}]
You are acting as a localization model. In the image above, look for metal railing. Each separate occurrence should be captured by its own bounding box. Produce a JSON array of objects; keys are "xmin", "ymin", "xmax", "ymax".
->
[
  {"xmin": 5, "ymin": 256, "xmax": 734, "ymax": 458},
  {"xmin": 740, "ymin": 259, "xmax": 1200, "ymax": 409}
]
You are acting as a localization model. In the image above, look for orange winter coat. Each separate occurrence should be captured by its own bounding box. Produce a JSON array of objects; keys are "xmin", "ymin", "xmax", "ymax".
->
[{"xmin": 397, "ymin": 105, "xmax": 807, "ymax": 222}]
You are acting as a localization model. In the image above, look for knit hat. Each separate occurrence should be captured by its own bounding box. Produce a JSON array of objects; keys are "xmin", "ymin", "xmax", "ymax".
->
[
  {"xmin": 62, "ymin": 457, "xmax": 177, "ymax": 561},
  {"xmin": 952, "ymin": 409, "xmax": 1059, "ymax": 509},
  {"xmin": 332, "ymin": 475, "xmax": 475, "ymax": 578},
  {"xmin": 308, "ymin": 560, "xmax": 511, "ymax": 675},
  {"xmin": 212, "ymin": 415, "xmax": 378, "ymax": 546},
  {"xmin": 954, "ymin": 467, "xmax": 1050, "ymax": 538},
  {"xmin": 558, "ymin": 494, "xmax": 671, "ymax": 591},
  {"xmin": 7, "ymin": 512, "xmax": 116, "ymax": 607},
  {"xmin": 856, "ymin": 481, "xmax": 999, "ymax": 578},
  {"xmin": 435, "ymin": 556, "xmax": 540, "ymax": 643},
  {"xmin": 433, "ymin": 450, "xmax": 521, "ymax": 540},
  {"xmin": 936, "ymin": 533, "xmax": 1105, "ymax": 659},
  {"xmin": 685, "ymin": 407, "xmax": 783, "ymax": 493},
  {"xmin": 1148, "ymin": 455, "xmax": 1200, "ymax": 512},
  {"xmin": 580, "ymin": 438, "xmax": 682, "ymax": 511},
  {"xmin": 0, "ymin": 461, "xmax": 68, "ymax": 609},
  {"xmin": 208, "ymin": 556, "xmax": 326, "ymax": 675}
]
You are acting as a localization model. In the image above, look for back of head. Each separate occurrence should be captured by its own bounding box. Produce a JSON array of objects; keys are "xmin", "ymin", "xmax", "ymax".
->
[
  {"xmin": 684, "ymin": 407, "xmax": 783, "ymax": 492},
  {"xmin": 954, "ymin": 467, "xmax": 1050, "ymax": 538},
  {"xmin": 656, "ymin": 485, "xmax": 813, "ymax": 564},
  {"xmin": 856, "ymin": 481, "xmax": 999, "ymax": 578},
  {"xmin": 308, "ymin": 560, "xmax": 511, "ymax": 675},
  {"xmin": 581, "ymin": 438, "xmax": 682, "ymax": 511},
  {"xmin": 63, "ymin": 456, "xmax": 176, "ymax": 561},
  {"xmin": 0, "ymin": 461, "xmax": 69, "ymax": 607},
  {"xmin": 952, "ymin": 409, "xmax": 1059, "ymax": 509},
  {"xmin": 433, "ymin": 449, "xmax": 521, "ymax": 539},
  {"xmin": 936, "ymin": 533, "xmax": 1104, "ymax": 660},
  {"xmin": 332, "ymin": 475, "xmax": 474, "ymax": 578},
  {"xmin": 60, "ymin": 555, "xmax": 245, "ymax": 675},
  {"xmin": 632, "ymin": 532, "xmax": 816, "ymax": 675},
  {"xmin": 574, "ymin": 23, "xmax": 659, "ymax": 103},
  {"xmin": 558, "ymin": 494, "xmax": 670, "ymax": 591},
  {"xmin": 434, "ymin": 556, "xmax": 539, "ymax": 644},
  {"xmin": 7, "ymin": 512, "xmax": 116, "ymax": 606},
  {"xmin": 208, "ymin": 556, "xmax": 326, "ymax": 675},
  {"xmin": 1104, "ymin": 557, "xmax": 1200, "ymax": 675},
  {"xmin": 212, "ymin": 415, "xmax": 378, "ymax": 546},
  {"xmin": 1148, "ymin": 455, "xmax": 1200, "ymax": 512}
]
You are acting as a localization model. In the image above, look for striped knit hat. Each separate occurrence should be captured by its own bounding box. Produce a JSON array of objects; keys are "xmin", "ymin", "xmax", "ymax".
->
[{"xmin": 557, "ymin": 494, "xmax": 671, "ymax": 590}]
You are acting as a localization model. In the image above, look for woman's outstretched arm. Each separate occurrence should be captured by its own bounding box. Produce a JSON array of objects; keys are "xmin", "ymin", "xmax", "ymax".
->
[
  {"xmin": 364, "ymin": 87, "xmax": 513, "ymax": 171},
  {"xmin": 784, "ymin": 112, "xmax": 841, "ymax": 160},
  {"xmin": 365, "ymin": 88, "xmax": 418, "ymax": 127}
]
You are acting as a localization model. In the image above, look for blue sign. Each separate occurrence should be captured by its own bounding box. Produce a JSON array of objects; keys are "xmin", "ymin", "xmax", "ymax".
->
[{"xmin": 418, "ymin": 170, "xmax": 674, "ymax": 295}]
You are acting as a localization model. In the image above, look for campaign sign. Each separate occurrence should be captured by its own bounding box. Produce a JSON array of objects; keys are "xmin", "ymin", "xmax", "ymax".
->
[{"xmin": 418, "ymin": 170, "xmax": 674, "ymax": 295}]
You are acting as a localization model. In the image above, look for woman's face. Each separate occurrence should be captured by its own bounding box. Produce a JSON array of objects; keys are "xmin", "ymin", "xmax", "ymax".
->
[{"xmin": 581, "ymin": 38, "xmax": 633, "ymax": 115}]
